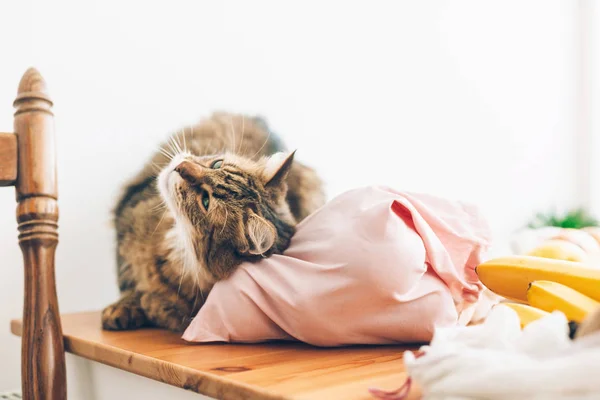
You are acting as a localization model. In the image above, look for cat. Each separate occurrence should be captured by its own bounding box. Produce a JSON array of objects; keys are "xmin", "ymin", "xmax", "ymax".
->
[{"xmin": 101, "ymin": 112, "xmax": 325, "ymax": 331}]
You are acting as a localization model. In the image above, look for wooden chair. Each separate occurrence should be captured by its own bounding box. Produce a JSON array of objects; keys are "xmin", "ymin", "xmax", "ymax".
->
[
  {"xmin": 3, "ymin": 68, "xmax": 417, "ymax": 400},
  {"xmin": 2, "ymin": 68, "xmax": 66, "ymax": 400}
]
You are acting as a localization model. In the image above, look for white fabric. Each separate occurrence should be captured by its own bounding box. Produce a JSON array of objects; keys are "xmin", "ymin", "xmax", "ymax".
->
[{"xmin": 403, "ymin": 305, "xmax": 600, "ymax": 399}]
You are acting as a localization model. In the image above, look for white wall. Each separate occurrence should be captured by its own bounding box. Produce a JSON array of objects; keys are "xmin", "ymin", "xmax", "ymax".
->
[
  {"xmin": 586, "ymin": 1, "xmax": 600, "ymax": 217},
  {"xmin": 0, "ymin": 0, "xmax": 581, "ymax": 392}
]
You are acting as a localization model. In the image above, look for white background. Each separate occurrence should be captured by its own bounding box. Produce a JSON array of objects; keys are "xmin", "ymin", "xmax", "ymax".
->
[{"xmin": 0, "ymin": 0, "xmax": 593, "ymax": 391}]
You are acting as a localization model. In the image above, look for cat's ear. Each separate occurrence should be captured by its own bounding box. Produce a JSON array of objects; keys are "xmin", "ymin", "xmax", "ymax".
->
[
  {"xmin": 246, "ymin": 212, "xmax": 276, "ymax": 255},
  {"xmin": 262, "ymin": 151, "xmax": 295, "ymax": 188}
]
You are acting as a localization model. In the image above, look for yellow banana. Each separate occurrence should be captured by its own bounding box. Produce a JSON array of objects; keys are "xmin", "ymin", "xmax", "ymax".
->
[
  {"xmin": 527, "ymin": 239, "xmax": 587, "ymax": 262},
  {"xmin": 527, "ymin": 280, "xmax": 599, "ymax": 323},
  {"xmin": 501, "ymin": 302, "xmax": 550, "ymax": 327},
  {"xmin": 476, "ymin": 255, "xmax": 600, "ymax": 302}
]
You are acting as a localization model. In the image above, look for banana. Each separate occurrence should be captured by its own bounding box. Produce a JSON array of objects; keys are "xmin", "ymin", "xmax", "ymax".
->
[
  {"xmin": 527, "ymin": 239, "xmax": 588, "ymax": 262},
  {"xmin": 527, "ymin": 280, "xmax": 600, "ymax": 323},
  {"xmin": 476, "ymin": 255, "xmax": 600, "ymax": 302},
  {"xmin": 501, "ymin": 302, "xmax": 550, "ymax": 327}
]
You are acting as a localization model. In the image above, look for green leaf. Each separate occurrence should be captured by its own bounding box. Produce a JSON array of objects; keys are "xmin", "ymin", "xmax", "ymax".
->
[{"xmin": 526, "ymin": 208, "xmax": 599, "ymax": 229}]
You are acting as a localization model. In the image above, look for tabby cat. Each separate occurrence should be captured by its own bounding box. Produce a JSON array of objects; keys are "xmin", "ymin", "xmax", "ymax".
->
[{"xmin": 101, "ymin": 113, "xmax": 325, "ymax": 331}]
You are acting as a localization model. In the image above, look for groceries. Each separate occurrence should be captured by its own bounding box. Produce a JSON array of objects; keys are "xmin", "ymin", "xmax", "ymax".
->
[{"xmin": 476, "ymin": 255, "xmax": 600, "ymax": 329}]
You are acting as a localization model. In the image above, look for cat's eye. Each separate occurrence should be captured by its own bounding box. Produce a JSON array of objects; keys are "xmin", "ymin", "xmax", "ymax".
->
[
  {"xmin": 201, "ymin": 191, "xmax": 210, "ymax": 210},
  {"xmin": 211, "ymin": 159, "xmax": 223, "ymax": 169}
]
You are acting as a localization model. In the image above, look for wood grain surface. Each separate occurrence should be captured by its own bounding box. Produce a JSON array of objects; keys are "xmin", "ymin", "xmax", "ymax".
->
[
  {"xmin": 13, "ymin": 67, "xmax": 66, "ymax": 400},
  {"xmin": 12, "ymin": 312, "xmax": 421, "ymax": 400},
  {"xmin": 0, "ymin": 132, "xmax": 17, "ymax": 186}
]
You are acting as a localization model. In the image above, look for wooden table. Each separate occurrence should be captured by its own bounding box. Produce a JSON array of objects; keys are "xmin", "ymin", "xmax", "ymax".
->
[{"xmin": 12, "ymin": 312, "xmax": 421, "ymax": 399}]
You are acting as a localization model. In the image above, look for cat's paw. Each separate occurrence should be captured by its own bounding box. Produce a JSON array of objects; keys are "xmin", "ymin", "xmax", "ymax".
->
[
  {"xmin": 139, "ymin": 292, "xmax": 193, "ymax": 332},
  {"xmin": 101, "ymin": 301, "xmax": 147, "ymax": 330}
]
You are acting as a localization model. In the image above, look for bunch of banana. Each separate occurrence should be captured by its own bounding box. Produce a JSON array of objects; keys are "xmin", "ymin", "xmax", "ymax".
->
[
  {"xmin": 518, "ymin": 227, "xmax": 600, "ymax": 264},
  {"xmin": 476, "ymin": 255, "xmax": 600, "ymax": 328}
]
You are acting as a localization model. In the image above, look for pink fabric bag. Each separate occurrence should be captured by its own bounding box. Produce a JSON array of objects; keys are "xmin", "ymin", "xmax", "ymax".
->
[{"xmin": 183, "ymin": 186, "xmax": 494, "ymax": 346}]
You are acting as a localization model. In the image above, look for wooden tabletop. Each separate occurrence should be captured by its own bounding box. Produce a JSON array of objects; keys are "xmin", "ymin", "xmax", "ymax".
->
[{"xmin": 11, "ymin": 312, "xmax": 421, "ymax": 400}]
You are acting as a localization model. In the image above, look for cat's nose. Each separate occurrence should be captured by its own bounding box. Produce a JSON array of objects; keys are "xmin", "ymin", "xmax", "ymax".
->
[{"xmin": 174, "ymin": 161, "xmax": 203, "ymax": 183}]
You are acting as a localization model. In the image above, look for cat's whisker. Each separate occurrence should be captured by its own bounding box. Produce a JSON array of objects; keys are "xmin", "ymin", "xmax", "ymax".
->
[
  {"xmin": 158, "ymin": 148, "xmax": 172, "ymax": 159},
  {"xmin": 150, "ymin": 200, "xmax": 167, "ymax": 212},
  {"xmin": 237, "ymin": 116, "xmax": 245, "ymax": 154},
  {"xmin": 168, "ymin": 136, "xmax": 181, "ymax": 156},
  {"xmin": 177, "ymin": 261, "xmax": 186, "ymax": 299},
  {"xmin": 164, "ymin": 138, "xmax": 178, "ymax": 155},
  {"xmin": 228, "ymin": 116, "xmax": 237, "ymax": 153},
  {"xmin": 187, "ymin": 287, "xmax": 199, "ymax": 322},
  {"xmin": 251, "ymin": 129, "xmax": 272, "ymax": 159},
  {"xmin": 151, "ymin": 162, "xmax": 166, "ymax": 174},
  {"xmin": 168, "ymin": 140, "xmax": 177, "ymax": 156},
  {"xmin": 191, "ymin": 287, "xmax": 198, "ymax": 310},
  {"xmin": 195, "ymin": 275, "xmax": 201, "ymax": 295},
  {"xmin": 159, "ymin": 147, "xmax": 175, "ymax": 160},
  {"xmin": 151, "ymin": 209, "xmax": 169, "ymax": 237},
  {"xmin": 151, "ymin": 207, "xmax": 167, "ymax": 216},
  {"xmin": 197, "ymin": 284, "xmax": 205, "ymax": 303},
  {"xmin": 168, "ymin": 143, "xmax": 178, "ymax": 157},
  {"xmin": 198, "ymin": 201, "xmax": 219, "ymax": 225},
  {"xmin": 220, "ymin": 205, "xmax": 228, "ymax": 235},
  {"xmin": 198, "ymin": 208, "xmax": 213, "ymax": 225},
  {"xmin": 172, "ymin": 132, "xmax": 183, "ymax": 154},
  {"xmin": 239, "ymin": 142, "xmax": 248, "ymax": 157},
  {"xmin": 150, "ymin": 199, "xmax": 166, "ymax": 209},
  {"xmin": 183, "ymin": 126, "xmax": 189, "ymax": 153}
]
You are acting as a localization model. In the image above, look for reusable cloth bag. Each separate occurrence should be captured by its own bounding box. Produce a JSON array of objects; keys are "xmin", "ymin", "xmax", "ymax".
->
[{"xmin": 183, "ymin": 186, "xmax": 495, "ymax": 346}]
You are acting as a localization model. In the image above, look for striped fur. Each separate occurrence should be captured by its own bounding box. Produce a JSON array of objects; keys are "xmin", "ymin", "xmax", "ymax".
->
[{"xmin": 102, "ymin": 113, "xmax": 325, "ymax": 332}]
